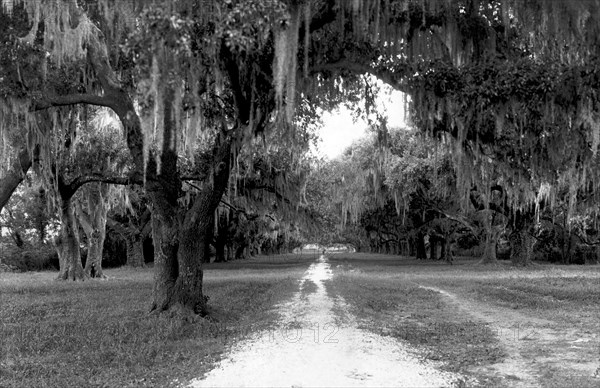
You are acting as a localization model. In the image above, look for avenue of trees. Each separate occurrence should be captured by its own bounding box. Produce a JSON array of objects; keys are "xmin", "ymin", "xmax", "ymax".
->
[
  {"xmin": 2, "ymin": 0, "xmax": 600, "ymax": 314},
  {"xmin": 309, "ymin": 126, "xmax": 600, "ymax": 265}
]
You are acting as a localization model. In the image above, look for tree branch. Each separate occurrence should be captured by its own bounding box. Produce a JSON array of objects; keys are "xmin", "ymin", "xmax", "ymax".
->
[
  {"xmin": 67, "ymin": 172, "xmax": 142, "ymax": 197},
  {"xmin": 246, "ymin": 184, "xmax": 294, "ymax": 206},
  {"xmin": 218, "ymin": 198, "xmax": 275, "ymax": 222},
  {"xmin": 181, "ymin": 174, "xmax": 208, "ymax": 182},
  {"xmin": 32, "ymin": 93, "xmax": 113, "ymax": 111},
  {"xmin": 0, "ymin": 145, "xmax": 33, "ymax": 212},
  {"xmin": 430, "ymin": 206, "xmax": 477, "ymax": 234}
]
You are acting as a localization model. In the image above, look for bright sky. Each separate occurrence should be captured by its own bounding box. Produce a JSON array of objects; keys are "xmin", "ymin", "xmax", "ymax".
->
[{"xmin": 315, "ymin": 85, "xmax": 407, "ymax": 159}]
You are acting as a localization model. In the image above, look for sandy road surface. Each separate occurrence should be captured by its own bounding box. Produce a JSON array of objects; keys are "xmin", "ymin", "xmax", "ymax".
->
[{"xmin": 187, "ymin": 256, "xmax": 458, "ymax": 387}]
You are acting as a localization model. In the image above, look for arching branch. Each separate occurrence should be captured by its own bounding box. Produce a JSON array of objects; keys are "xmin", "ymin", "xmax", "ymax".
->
[
  {"xmin": 59, "ymin": 172, "xmax": 142, "ymax": 201},
  {"xmin": 0, "ymin": 145, "xmax": 34, "ymax": 212},
  {"xmin": 32, "ymin": 93, "xmax": 114, "ymax": 111}
]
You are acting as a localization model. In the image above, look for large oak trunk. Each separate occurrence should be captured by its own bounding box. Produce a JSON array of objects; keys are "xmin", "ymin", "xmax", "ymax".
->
[
  {"xmin": 148, "ymin": 187, "xmax": 180, "ymax": 311},
  {"xmin": 480, "ymin": 231, "xmax": 498, "ymax": 264},
  {"xmin": 172, "ymin": 195, "xmax": 214, "ymax": 314},
  {"xmin": 480, "ymin": 210, "xmax": 501, "ymax": 264},
  {"xmin": 147, "ymin": 87, "xmax": 183, "ymax": 312},
  {"xmin": 170, "ymin": 134, "xmax": 232, "ymax": 313},
  {"xmin": 480, "ymin": 214, "xmax": 500, "ymax": 264},
  {"xmin": 509, "ymin": 227, "xmax": 535, "ymax": 266},
  {"xmin": 84, "ymin": 228, "xmax": 106, "ymax": 278},
  {"xmin": 55, "ymin": 199, "xmax": 86, "ymax": 281},
  {"xmin": 147, "ymin": 87, "xmax": 233, "ymax": 313},
  {"xmin": 78, "ymin": 187, "xmax": 109, "ymax": 278}
]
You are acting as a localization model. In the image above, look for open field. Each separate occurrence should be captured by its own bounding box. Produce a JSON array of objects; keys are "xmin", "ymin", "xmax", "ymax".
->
[
  {"xmin": 1, "ymin": 252, "xmax": 599, "ymax": 387},
  {"xmin": 0, "ymin": 254, "xmax": 310, "ymax": 388},
  {"xmin": 326, "ymin": 253, "xmax": 600, "ymax": 387}
]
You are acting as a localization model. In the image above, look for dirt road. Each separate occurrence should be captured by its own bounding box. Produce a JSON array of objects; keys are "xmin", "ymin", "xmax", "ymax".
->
[{"xmin": 187, "ymin": 256, "xmax": 459, "ymax": 387}]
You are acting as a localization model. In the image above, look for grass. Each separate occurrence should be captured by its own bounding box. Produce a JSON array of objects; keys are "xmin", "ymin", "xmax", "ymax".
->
[
  {"xmin": 326, "ymin": 253, "xmax": 600, "ymax": 387},
  {"xmin": 326, "ymin": 256, "xmax": 506, "ymax": 386},
  {"xmin": 2, "ymin": 252, "xmax": 598, "ymax": 387},
  {"xmin": 0, "ymin": 254, "xmax": 310, "ymax": 388}
]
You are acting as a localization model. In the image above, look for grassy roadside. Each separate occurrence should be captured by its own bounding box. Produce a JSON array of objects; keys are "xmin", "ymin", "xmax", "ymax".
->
[
  {"xmin": 0, "ymin": 254, "xmax": 310, "ymax": 388},
  {"xmin": 326, "ymin": 254, "xmax": 506, "ymax": 386},
  {"xmin": 419, "ymin": 264, "xmax": 600, "ymax": 387},
  {"xmin": 326, "ymin": 253, "xmax": 600, "ymax": 387}
]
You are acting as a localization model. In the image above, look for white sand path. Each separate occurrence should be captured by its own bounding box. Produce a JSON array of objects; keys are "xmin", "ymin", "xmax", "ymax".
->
[{"xmin": 187, "ymin": 256, "xmax": 459, "ymax": 387}]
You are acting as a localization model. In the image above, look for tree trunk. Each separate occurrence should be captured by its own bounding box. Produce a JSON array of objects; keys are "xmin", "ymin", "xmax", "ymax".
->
[
  {"xmin": 148, "ymin": 187, "xmax": 180, "ymax": 311},
  {"xmin": 147, "ymin": 87, "xmax": 233, "ymax": 313},
  {"xmin": 415, "ymin": 231, "xmax": 427, "ymax": 260},
  {"xmin": 36, "ymin": 189, "xmax": 48, "ymax": 244},
  {"xmin": 55, "ymin": 198, "xmax": 86, "ymax": 281},
  {"xmin": 173, "ymin": 197, "xmax": 212, "ymax": 314},
  {"xmin": 125, "ymin": 233, "xmax": 145, "ymax": 267},
  {"xmin": 0, "ymin": 145, "xmax": 33, "ymax": 212},
  {"xmin": 88, "ymin": 34, "xmax": 234, "ymax": 313},
  {"xmin": 440, "ymin": 236, "xmax": 453, "ymax": 264},
  {"xmin": 78, "ymin": 186, "xmax": 109, "ymax": 278},
  {"xmin": 86, "ymin": 34, "xmax": 181, "ymax": 307},
  {"xmin": 213, "ymin": 215, "xmax": 227, "ymax": 263},
  {"xmin": 560, "ymin": 227, "xmax": 568, "ymax": 264},
  {"xmin": 147, "ymin": 87, "xmax": 183, "ymax": 312},
  {"xmin": 235, "ymin": 243, "xmax": 248, "ymax": 260},
  {"xmin": 84, "ymin": 228, "xmax": 106, "ymax": 278},
  {"xmin": 509, "ymin": 227, "xmax": 535, "ymax": 266},
  {"xmin": 202, "ymin": 228, "xmax": 214, "ymax": 264},
  {"xmin": 214, "ymin": 239, "xmax": 226, "ymax": 262},
  {"xmin": 480, "ymin": 214, "xmax": 500, "ymax": 264},
  {"xmin": 170, "ymin": 132, "xmax": 232, "ymax": 314},
  {"xmin": 480, "ymin": 231, "xmax": 498, "ymax": 264},
  {"xmin": 429, "ymin": 235, "xmax": 437, "ymax": 260}
]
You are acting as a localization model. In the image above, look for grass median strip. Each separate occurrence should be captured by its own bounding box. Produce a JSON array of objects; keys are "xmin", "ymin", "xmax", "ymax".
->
[
  {"xmin": 326, "ymin": 253, "xmax": 600, "ymax": 387},
  {"xmin": 326, "ymin": 255, "xmax": 506, "ymax": 386}
]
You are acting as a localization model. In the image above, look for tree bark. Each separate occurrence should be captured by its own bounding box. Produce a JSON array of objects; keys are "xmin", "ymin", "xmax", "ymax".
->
[
  {"xmin": 480, "ymin": 231, "xmax": 498, "ymax": 264},
  {"xmin": 125, "ymin": 232, "xmax": 145, "ymax": 267},
  {"xmin": 235, "ymin": 243, "xmax": 249, "ymax": 260},
  {"xmin": 440, "ymin": 236, "xmax": 453, "ymax": 263},
  {"xmin": 84, "ymin": 228, "xmax": 106, "ymax": 278},
  {"xmin": 509, "ymin": 227, "xmax": 535, "ymax": 266},
  {"xmin": 480, "ymin": 213, "xmax": 500, "ymax": 264},
  {"xmin": 213, "ymin": 215, "xmax": 227, "ymax": 263},
  {"xmin": 55, "ymin": 198, "xmax": 86, "ymax": 281},
  {"xmin": 415, "ymin": 231, "xmax": 427, "ymax": 260},
  {"xmin": 148, "ymin": 183, "xmax": 180, "ymax": 311},
  {"xmin": 78, "ymin": 185, "xmax": 109, "ymax": 278},
  {"xmin": 147, "ymin": 86, "xmax": 233, "ymax": 314},
  {"xmin": 429, "ymin": 235, "xmax": 437, "ymax": 260},
  {"xmin": 170, "ymin": 133, "xmax": 232, "ymax": 314},
  {"xmin": 147, "ymin": 86, "xmax": 183, "ymax": 312},
  {"xmin": 0, "ymin": 145, "xmax": 33, "ymax": 212},
  {"xmin": 173, "ymin": 196, "xmax": 213, "ymax": 314}
]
